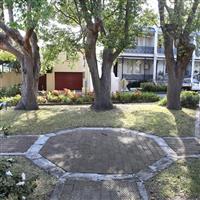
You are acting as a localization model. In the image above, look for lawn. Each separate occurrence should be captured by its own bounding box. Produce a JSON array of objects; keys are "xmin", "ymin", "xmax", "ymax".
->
[
  {"xmin": 146, "ymin": 159, "xmax": 200, "ymax": 200},
  {"xmin": 0, "ymin": 103, "xmax": 196, "ymax": 136},
  {"xmin": 0, "ymin": 156, "xmax": 57, "ymax": 200}
]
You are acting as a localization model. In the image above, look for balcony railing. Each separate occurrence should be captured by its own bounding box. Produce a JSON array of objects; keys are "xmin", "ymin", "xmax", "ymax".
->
[
  {"xmin": 157, "ymin": 48, "xmax": 164, "ymax": 54},
  {"xmin": 124, "ymin": 46, "xmax": 154, "ymax": 54},
  {"xmin": 124, "ymin": 46, "xmax": 199, "ymax": 56}
]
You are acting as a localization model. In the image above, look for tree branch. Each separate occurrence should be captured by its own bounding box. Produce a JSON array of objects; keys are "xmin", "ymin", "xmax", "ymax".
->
[
  {"xmin": 7, "ymin": 3, "xmax": 14, "ymax": 23},
  {"xmin": 0, "ymin": 22, "xmax": 24, "ymax": 46},
  {"xmin": 54, "ymin": 4, "xmax": 80, "ymax": 25},
  {"xmin": 0, "ymin": 1, "xmax": 4, "ymax": 22},
  {"xmin": 23, "ymin": 28, "xmax": 34, "ymax": 53},
  {"xmin": 0, "ymin": 33, "xmax": 22, "ymax": 58},
  {"xmin": 78, "ymin": 0, "xmax": 93, "ymax": 26},
  {"xmin": 30, "ymin": 31, "xmax": 40, "ymax": 76},
  {"xmin": 158, "ymin": 0, "xmax": 166, "ymax": 28},
  {"xmin": 184, "ymin": 0, "xmax": 199, "ymax": 35}
]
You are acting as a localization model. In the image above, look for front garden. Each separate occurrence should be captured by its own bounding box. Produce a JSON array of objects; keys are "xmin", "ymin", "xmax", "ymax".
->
[
  {"xmin": 0, "ymin": 157, "xmax": 56, "ymax": 200},
  {"xmin": 0, "ymin": 104, "xmax": 196, "ymax": 137},
  {"xmin": 146, "ymin": 159, "xmax": 200, "ymax": 200},
  {"xmin": 0, "ymin": 84, "xmax": 199, "ymax": 109}
]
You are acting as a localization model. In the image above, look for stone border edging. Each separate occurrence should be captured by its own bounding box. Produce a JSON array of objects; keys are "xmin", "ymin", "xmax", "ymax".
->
[{"xmin": 1, "ymin": 127, "xmax": 200, "ymax": 200}]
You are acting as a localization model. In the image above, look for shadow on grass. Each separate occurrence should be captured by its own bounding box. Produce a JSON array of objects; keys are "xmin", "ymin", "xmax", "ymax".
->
[
  {"xmin": 146, "ymin": 158, "xmax": 200, "ymax": 200},
  {"xmin": 129, "ymin": 108, "xmax": 195, "ymax": 137},
  {"xmin": 3, "ymin": 106, "xmax": 126, "ymax": 135},
  {"xmin": 146, "ymin": 108, "xmax": 199, "ymax": 199},
  {"xmin": 169, "ymin": 109, "xmax": 196, "ymax": 137},
  {"xmin": 1, "ymin": 105, "xmax": 196, "ymax": 137}
]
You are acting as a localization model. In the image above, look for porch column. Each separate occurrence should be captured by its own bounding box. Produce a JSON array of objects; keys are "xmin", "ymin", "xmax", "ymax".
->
[
  {"xmin": 153, "ymin": 26, "xmax": 158, "ymax": 82},
  {"xmin": 191, "ymin": 36, "xmax": 196, "ymax": 83}
]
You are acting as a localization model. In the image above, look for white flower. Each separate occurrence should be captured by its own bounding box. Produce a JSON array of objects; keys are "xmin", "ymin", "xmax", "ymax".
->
[
  {"xmin": 21, "ymin": 173, "xmax": 26, "ymax": 181},
  {"xmin": 6, "ymin": 171, "xmax": 13, "ymax": 176},
  {"xmin": 16, "ymin": 181, "xmax": 25, "ymax": 186},
  {"xmin": 22, "ymin": 196, "xmax": 26, "ymax": 200}
]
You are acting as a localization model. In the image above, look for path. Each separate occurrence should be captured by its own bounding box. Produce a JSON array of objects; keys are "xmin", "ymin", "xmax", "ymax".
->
[{"xmin": 1, "ymin": 128, "xmax": 200, "ymax": 200}]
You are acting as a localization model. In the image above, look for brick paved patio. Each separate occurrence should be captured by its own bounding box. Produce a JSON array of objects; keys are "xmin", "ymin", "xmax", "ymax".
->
[
  {"xmin": 40, "ymin": 129, "xmax": 165, "ymax": 174},
  {"xmin": 164, "ymin": 137, "xmax": 200, "ymax": 156},
  {"xmin": 0, "ymin": 136, "xmax": 38, "ymax": 153},
  {"xmin": 54, "ymin": 180, "xmax": 140, "ymax": 200}
]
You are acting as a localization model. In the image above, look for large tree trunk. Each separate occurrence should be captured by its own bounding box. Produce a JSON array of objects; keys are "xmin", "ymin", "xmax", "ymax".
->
[
  {"xmin": 85, "ymin": 29, "xmax": 114, "ymax": 111},
  {"xmin": 167, "ymin": 69, "xmax": 183, "ymax": 110},
  {"xmin": 87, "ymin": 55, "xmax": 114, "ymax": 111},
  {"xmin": 15, "ymin": 55, "xmax": 39, "ymax": 110},
  {"xmin": 92, "ymin": 58, "xmax": 113, "ymax": 111},
  {"xmin": 166, "ymin": 59, "xmax": 187, "ymax": 110}
]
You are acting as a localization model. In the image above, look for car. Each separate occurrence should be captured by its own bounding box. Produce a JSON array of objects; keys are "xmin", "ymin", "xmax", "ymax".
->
[
  {"xmin": 191, "ymin": 79, "xmax": 200, "ymax": 91},
  {"xmin": 182, "ymin": 78, "xmax": 192, "ymax": 90},
  {"xmin": 182, "ymin": 78, "xmax": 200, "ymax": 91}
]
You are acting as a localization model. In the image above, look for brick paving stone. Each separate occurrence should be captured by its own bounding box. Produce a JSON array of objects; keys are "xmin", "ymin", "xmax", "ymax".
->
[
  {"xmin": 58, "ymin": 180, "xmax": 140, "ymax": 200},
  {"xmin": 164, "ymin": 138, "xmax": 200, "ymax": 156},
  {"xmin": 0, "ymin": 136, "xmax": 38, "ymax": 153},
  {"xmin": 40, "ymin": 130, "xmax": 165, "ymax": 174}
]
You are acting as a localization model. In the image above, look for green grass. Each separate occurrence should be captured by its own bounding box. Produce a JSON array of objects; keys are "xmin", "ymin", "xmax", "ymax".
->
[
  {"xmin": 0, "ymin": 157, "xmax": 57, "ymax": 200},
  {"xmin": 146, "ymin": 159, "xmax": 200, "ymax": 200},
  {"xmin": 0, "ymin": 103, "xmax": 196, "ymax": 136}
]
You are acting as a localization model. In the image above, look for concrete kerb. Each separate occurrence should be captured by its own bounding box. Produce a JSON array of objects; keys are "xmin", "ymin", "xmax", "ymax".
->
[{"xmin": 1, "ymin": 127, "xmax": 200, "ymax": 200}]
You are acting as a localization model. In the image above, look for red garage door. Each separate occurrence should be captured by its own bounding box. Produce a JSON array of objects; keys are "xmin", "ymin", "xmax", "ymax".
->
[{"xmin": 55, "ymin": 72, "xmax": 83, "ymax": 90}]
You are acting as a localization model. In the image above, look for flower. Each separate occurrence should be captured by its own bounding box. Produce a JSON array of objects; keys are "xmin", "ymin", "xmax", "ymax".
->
[
  {"xmin": 6, "ymin": 171, "xmax": 13, "ymax": 176},
  {"xmin": 16, "ymin": 181, "xmax": 25, "ymax": 186},
  {"xmin": 21, "ymin": 173, "xmax": 26, "ymax": 181}
]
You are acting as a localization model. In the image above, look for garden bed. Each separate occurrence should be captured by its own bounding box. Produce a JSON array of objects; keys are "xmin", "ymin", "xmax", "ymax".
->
[
  {"xmin": 0, "ymin": 89, "xmax": 160, "ymax": 106},
  {"xmin": 0, "ymin": 156, "xmax": 57, "ymax": 200}
]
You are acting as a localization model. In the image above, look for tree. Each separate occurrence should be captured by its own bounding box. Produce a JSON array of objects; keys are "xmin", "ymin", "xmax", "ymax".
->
[
  {"xmin": 51, "ymin": 0, "xmax": 144, "ymax": 111},
  {"xmin": 158, "ymin": 0, "xmax": 200, "ymax": 110},
  {"xmin": 0, "ymin": 0, "xmax": 49, "ymax": 110}
]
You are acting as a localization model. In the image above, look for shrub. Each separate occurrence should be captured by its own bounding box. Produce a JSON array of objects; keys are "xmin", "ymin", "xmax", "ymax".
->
[
  {"xmin": 37, "ymin": 96, "xmax": 47, "ymax": 104},
  {"xmin": 158, "ymin": 97, "xmax": 167, "ymax": 106},
  {"xmin": 141, "ymin": 82, "xmax": 167, "ymax": 92},
  {"xmin": 0, "ymin": 95, "xmax": 21, "ymax": 106},
  {"xmin": 181, "ymin": 91, "xmax": 199, "ymax": 108},
  {"xmin": 63, "ymin": 89, "xmax": 76, "ymax": 99},
  {"xmin": 81, "ymin": 94, "xmax": 94, "ymax": 103},
  {"xmin": 112, "ymin": 91, "xmax": 121, "ymax": 101},
  {"xmin": 75, "ymin": 97, "xmax": 85, "ymax": 104},
  {"xmin": 0, "ymin": 84, "xmax": 21, "ymax": 98},
  {"xmin": 131, "ymin": 90, "xmax": 142, "ymax": 102},
  {"xmin": 71, "ymin": 93, "xmax": 82, "ymax": 102},
  {"xmin": 119, "ymin": 92, "xmax": 133, "ymax": 103},
  {"xmin": 47, "ymin": 93, "xmax": 61, "ymax": 103},
  {"xmin": 0, "ymin": 158, "xmax": 37, "ymax": 199},
  {"xmin": 112, "ymin": 91, "xmax": 160, "ymax": 103},
  {"xmin": 60, "ymin": 95, "xmax": 72, "ymax": 104},
  {"xmin": 51, "ymin": 90, "xmax": 60, "ymax": 96},
  {"xmin": 159, "ymin": 91, "xmax": 199, "ymax": 108},
  {"xmin": 140, "ymin": 92, "xmax": 160, "ymax": 102}
]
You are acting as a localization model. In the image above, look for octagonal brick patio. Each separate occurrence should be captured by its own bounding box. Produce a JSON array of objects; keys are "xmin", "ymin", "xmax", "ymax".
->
[{"xmin": 40, "ymin": 129, "xmax": 165, "ymax": 174}]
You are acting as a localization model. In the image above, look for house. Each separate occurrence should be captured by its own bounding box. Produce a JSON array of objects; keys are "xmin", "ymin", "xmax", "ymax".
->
[
  {"xmin": 39, "ymin": 52, "xmax": 93, "ymax": 93},
  {"xmin": 116, "ymin": 26, "xmax": 200, "ymax": 89},
  {"xmin": 39, "ymin": 52, "xmax": 120, "ymax": 93}
]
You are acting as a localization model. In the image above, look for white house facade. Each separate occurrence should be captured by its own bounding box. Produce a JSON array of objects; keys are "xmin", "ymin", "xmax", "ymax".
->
[{"xmin": 115, "ymin": 26, "xmax": 200, "ymax": 90}]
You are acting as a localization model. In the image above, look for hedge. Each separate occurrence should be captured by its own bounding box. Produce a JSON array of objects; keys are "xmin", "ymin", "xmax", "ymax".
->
[
  {"xmin": 141, "ymin": 82, "xmax": 167, "ymax": 92},
  {"xmin": 159, "ymin": 91, "xmax": 199, "ymax": 109}
]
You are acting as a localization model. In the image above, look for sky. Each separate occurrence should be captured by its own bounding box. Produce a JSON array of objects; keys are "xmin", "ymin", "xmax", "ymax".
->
[{"xmin": 147, "ymin": 0, "xmax": 159, "ymax": 12}]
